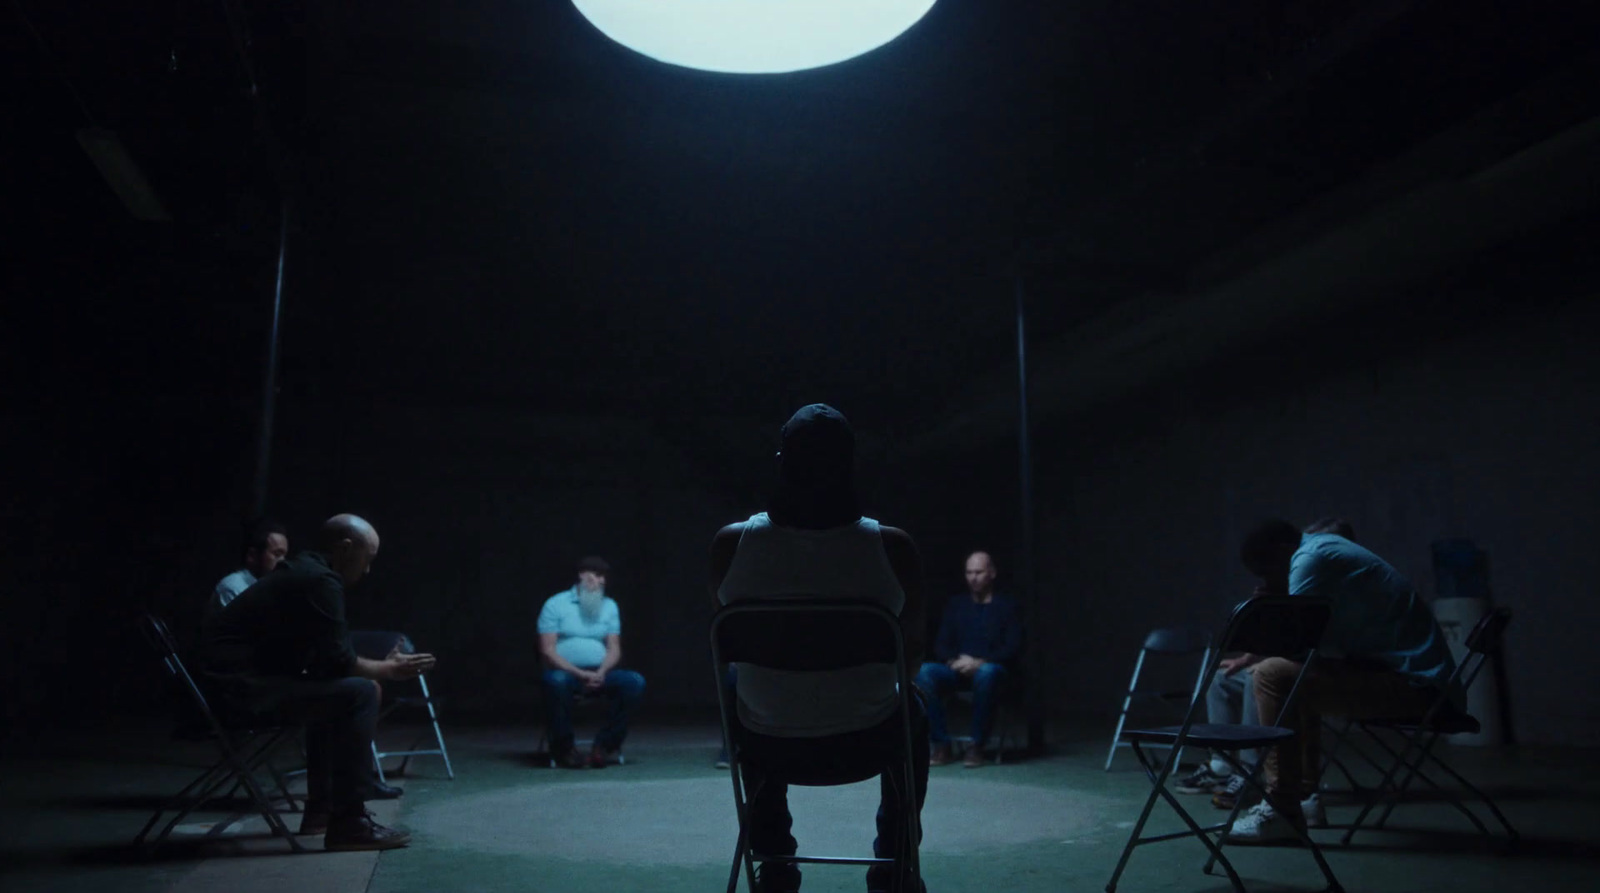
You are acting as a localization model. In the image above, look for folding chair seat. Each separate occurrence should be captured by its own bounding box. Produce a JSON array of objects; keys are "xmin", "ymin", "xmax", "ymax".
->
[
  {"xmin": 1337, "ymin": 607, "xmax": 1518, "ymax": 845},
  {"xmin": 711, "ymin": 599, "xmax": 921, "ymax": 893},
  {"xmin": 134, "ymin": 614, "xmax": 307, "ymax": 854},
  {"xmin": 363, "ymin": 635, "xmax": 455, "ymax": 783},
  {"xmin": 1105, "ymin": 596, "xmax": 1343, "ymax": 893},
  {"xmin": 1105, "ymin": 626, "xmax": 1213, "ymax": 771}
]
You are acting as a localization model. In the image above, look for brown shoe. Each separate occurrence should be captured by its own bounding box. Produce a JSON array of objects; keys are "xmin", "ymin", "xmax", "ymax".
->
[
  {"xmin": 929, "ymin": 744, "xmax": 953, "ymax": 767},
  {"xmin": 963, "ymin": 746, "xmax": 987, "ymax": 768},
  {"xmin": 588, "ymin": 747, "xmax": 614, "ymax": 769},
  {"xmin": 552, "ymin": 748, "xmax": 586, "ymax": 769},
  {"xmin": 324, "ymin": 810, "xmax": 411, "ymax": 851}
]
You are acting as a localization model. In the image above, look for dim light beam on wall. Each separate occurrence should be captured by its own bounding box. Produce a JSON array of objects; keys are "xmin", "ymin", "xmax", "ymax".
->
[{"xmin": 571, "ymin": 0, "xmax": 939, "ymax": 74}]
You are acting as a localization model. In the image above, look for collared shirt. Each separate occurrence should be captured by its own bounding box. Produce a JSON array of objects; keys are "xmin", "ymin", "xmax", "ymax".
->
[
  {"xmin": 933, "ymin": 592, "xmax": 1024, "ymax": 666},
  {"xmin": 208, "ymin": 568, "xmax": 258, "ymax": 617},
  {"xmin": 199, "ymin": 551, "xmax": 358, "ymax": 680},
  {"xmin": 1289, "ymin": 533, "xmax": 1457, "ymax": 688},
  {"xmin": 537, "ymin": 587, "xmax": 621, "ymax": 669}
]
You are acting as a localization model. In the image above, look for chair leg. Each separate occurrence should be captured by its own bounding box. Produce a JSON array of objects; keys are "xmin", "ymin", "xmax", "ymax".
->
[
  {"xmin": 1106, "ymin": 652, "xmax": 1147, "ymax": 771},
  {"xmin": 1108, "ymin": 742, "xmax": 1246, "ymax": 893},
  {"xmin": 421, "ymin": 676, "xmax": 455, "ymax": 779},
  {"xmin": 1416, "ymin": 749, "xmax": 1520, "ymax": 840}
]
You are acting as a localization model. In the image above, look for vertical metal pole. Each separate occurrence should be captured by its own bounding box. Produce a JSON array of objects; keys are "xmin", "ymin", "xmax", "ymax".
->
[
  {"xmin": 251, "ymin": 197, "xmax": 290, "ymax": 518},
  {"xmin": 1014, "ymin": 268, "xmax": 1044, "ymax": 752}
]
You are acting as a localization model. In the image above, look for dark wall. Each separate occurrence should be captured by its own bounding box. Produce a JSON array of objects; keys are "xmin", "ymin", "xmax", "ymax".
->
[{"xmin": 1025, "ymin": 295, "xmax": 1600, "ymax": 744}]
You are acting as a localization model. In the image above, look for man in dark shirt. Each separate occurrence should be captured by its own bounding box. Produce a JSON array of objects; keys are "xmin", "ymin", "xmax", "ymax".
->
[
  {"xmin": 199, "ymin": 514, "xmax": 435, "ymax": 850},
  {"xmin": 914, "ymin": 550, "xmax": 1024, "ymax": 767}
]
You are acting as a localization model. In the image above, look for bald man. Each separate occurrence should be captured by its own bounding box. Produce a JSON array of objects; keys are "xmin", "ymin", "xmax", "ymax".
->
[{"xmin": 199, "ymin": 514, "xmax": 435, "ymax": 851}]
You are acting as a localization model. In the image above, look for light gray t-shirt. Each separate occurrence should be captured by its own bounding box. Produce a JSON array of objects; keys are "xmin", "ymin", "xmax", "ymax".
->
[{"xmin": 208, "ymin": 568, "xmax": 258, "ymax": 617}]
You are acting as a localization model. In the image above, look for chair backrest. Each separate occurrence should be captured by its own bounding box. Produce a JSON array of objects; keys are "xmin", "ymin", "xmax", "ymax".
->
[
  {"xmin": 1464, "ymin": 606, "xmax": 1511, "ymax": 657},
  {"xmin": 140, "ymin": 613, "xmax": 223, "ymax": 733},
  {"xmin": 711, "ymin": 599, "xmax": 903, "ymax": 672},
  {"xmin": 1218, "ymin": 595, "xmax": 1333, "ymax": 659},
  {"xmin": 1143, "ymin": 626, "xmax": 1212, "ymax": 655},
  {"xmin": 1452, "ymin": 606, "xmax": 1512, "ymax": 691}
]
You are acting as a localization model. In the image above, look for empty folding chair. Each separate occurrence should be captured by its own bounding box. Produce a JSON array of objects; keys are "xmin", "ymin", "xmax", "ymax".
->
[
  {"xmin": 712, "ymin": 599, "xmax": 921, "ymax": 893},
  {"xmin": 368, "ymin": 635, "xmax": 455, "ymax": 783},
  {"xmin": 1340, "ymin": 607, "xmax": 1518, "ymax": 844},
  {"xmin": 135, "ymin": 614, "xmax": 306, "ymax": 854},
  {"xmin": 1104, "ymin": 595, "xmax": 1342, "ymax": 893},
  {"xmin": 1106, "ymin": 626, "xmax": 1213, "ymax": 771}
]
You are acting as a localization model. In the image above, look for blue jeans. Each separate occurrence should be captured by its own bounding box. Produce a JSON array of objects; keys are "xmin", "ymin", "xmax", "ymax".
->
[
  {"xmin": 915, "ymin": 661, "xmax": 1009, "ymax": 747},
  {"xmin": 540, "ymin": 668, "xmax": 646, "ymax": 753}
]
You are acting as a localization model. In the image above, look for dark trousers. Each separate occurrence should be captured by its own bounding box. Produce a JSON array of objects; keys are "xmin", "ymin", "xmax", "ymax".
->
[
  {"xmin": 540, "ymin": 668, "xmax": 647, "ymax": 753},
  {"xmin": 210, "ymin": 674, "xmax": 381, "ymax": 817},
  {"xmin": 732, "ymin": 691, "xmax": 930, "ymax": 879}
]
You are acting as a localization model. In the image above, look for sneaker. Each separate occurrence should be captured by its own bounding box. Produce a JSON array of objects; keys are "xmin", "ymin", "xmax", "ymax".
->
[
  {"xmin": 1175, "ymin": 766, "xmax": 1229, "ymax": 794},
  {"xmin": 1221, "ymin": 802, "xmax": 1306, "ymax": 846},
  {"xmin": 755, "ymin": 862, "xmax": 802, "ymax": 893},
  {"xmin": 929, "ymin": 744, "xmax": 953, "ymax": 767},
  {"xmin": 962, "ymin": 747, "xmax": 987, "ymax": 768},
  {"xmin": 1210, "ymin": 774, "xmax": 1248, "ymax": 809},
  {"xmin": 323, "ymin": 810, "xmax": 412, "ymax": 851},
  {"xmin": 1301, "ymin": 793, "xmax": 1327, "ymax": 829},
  {"xmin": 715, "ymin": 750, "xmax": 731, "ymax": 770},
  {"xmin": 588, "ymin": 748, "xmax": 613, "ymax": 769}
]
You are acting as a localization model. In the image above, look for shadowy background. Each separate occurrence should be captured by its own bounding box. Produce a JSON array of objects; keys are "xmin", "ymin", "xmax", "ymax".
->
[{"xmin": 3, "ymin": 0, "xmax": 1597, "ymax": 745}]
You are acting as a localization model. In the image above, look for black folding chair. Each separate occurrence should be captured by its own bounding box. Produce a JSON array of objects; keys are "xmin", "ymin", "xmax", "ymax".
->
[
  {"xmin": 1337, "ymin": 607, "xmax": 1518, "ymax": 844},
  {"xmin": 1105, "ymin": 627, "xmax": 1214, "ymax": 771},
  {"xmin": 711, "ymin": 600, "xmax": 921, "ymax": 893},
  {"xmin": 1105, "ymin": 596, "xmax": 1341, "ymax": 893},
  {"xmin": 135, "ymin": 614, "xmax": 306, "ymax": 854}
]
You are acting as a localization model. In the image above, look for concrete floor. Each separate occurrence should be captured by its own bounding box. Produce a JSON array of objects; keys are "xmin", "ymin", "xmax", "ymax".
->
[{"xmin": 2, "ymin": 718, "xmax": 1596, "ymax": 893}]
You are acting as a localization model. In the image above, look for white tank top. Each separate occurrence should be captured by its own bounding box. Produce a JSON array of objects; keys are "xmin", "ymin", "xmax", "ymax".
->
[{"xmin": 716, "ymin": 512, "xmax": 905, "ymax": 737}]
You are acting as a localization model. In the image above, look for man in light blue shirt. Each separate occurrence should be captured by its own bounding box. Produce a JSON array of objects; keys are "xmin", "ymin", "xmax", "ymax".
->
[
  {"xmin": 1224, "ymin": 519, "xmax": 1458, "ymax": 845},
  {"xmin": 537, "ymin": 556, "xmax": 646, "ymax": 769},
  {"xmin": 207, "ymin": 520, "xmax": 289, "ymax": 618}
]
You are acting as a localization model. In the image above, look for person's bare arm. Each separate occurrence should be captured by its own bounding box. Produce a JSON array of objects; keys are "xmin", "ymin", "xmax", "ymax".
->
[
  {"xmin": 709, "ymin": 523, "xmax": 744, "ymax": 604},
  {"xmin": 879, "ymin": 525, "xmax": 925, "ymax": 680},
  {"xmin": 594, "ymin": 634, "xmax": 622, "ymax": 686},
  {"xmin": 539, "ymin": 632, "xmax": 593, "ymax": 680}
]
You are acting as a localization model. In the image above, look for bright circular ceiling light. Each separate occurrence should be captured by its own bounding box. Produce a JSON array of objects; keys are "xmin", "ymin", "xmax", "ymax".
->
[{"xmin": 572, "ymin": 1, "xmax": 939, "ymax": 75}]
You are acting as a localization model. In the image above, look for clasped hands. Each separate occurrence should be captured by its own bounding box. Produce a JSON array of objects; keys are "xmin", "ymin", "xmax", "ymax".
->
[{"xmin": 947, "ymin": 654, "xmax": 985, "ymax": 676}]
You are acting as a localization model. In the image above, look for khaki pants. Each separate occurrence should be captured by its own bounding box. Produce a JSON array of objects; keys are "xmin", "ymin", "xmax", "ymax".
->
[{"xmin": 1253, "ymin": 657, "xmax": 1436, "ymax": 804}]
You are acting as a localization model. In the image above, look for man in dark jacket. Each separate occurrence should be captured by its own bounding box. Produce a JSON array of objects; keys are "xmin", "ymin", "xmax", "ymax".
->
[
  {"xmin": 199, "ymin": 514, "xmax": 435, "ymax": 850},
  {"xmin": 915, "ymin": 550, "xmax": 1024, "ymax": 767}
]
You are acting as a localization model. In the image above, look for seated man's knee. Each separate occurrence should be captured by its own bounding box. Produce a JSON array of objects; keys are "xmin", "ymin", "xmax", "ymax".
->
[
  {"xmin": 1252, "ymin": 657, "xmax": 1299, "ymax": 691},
  {"xmin": 914, "ymin": 663, "xmax": 942, "ymax": 689},
  {"xmin": 618, "ymin": 671, "xmax": 646, "ymax": 700},
  {"xmin": 973, "ymin": 663, "xmax": 1004, "ymax": 688}
]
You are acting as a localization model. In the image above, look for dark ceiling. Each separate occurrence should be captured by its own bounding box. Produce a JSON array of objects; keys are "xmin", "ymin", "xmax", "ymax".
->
[{"xmin": 6, "ymin": 0, "xmax": 1597, "ymax": 435}]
